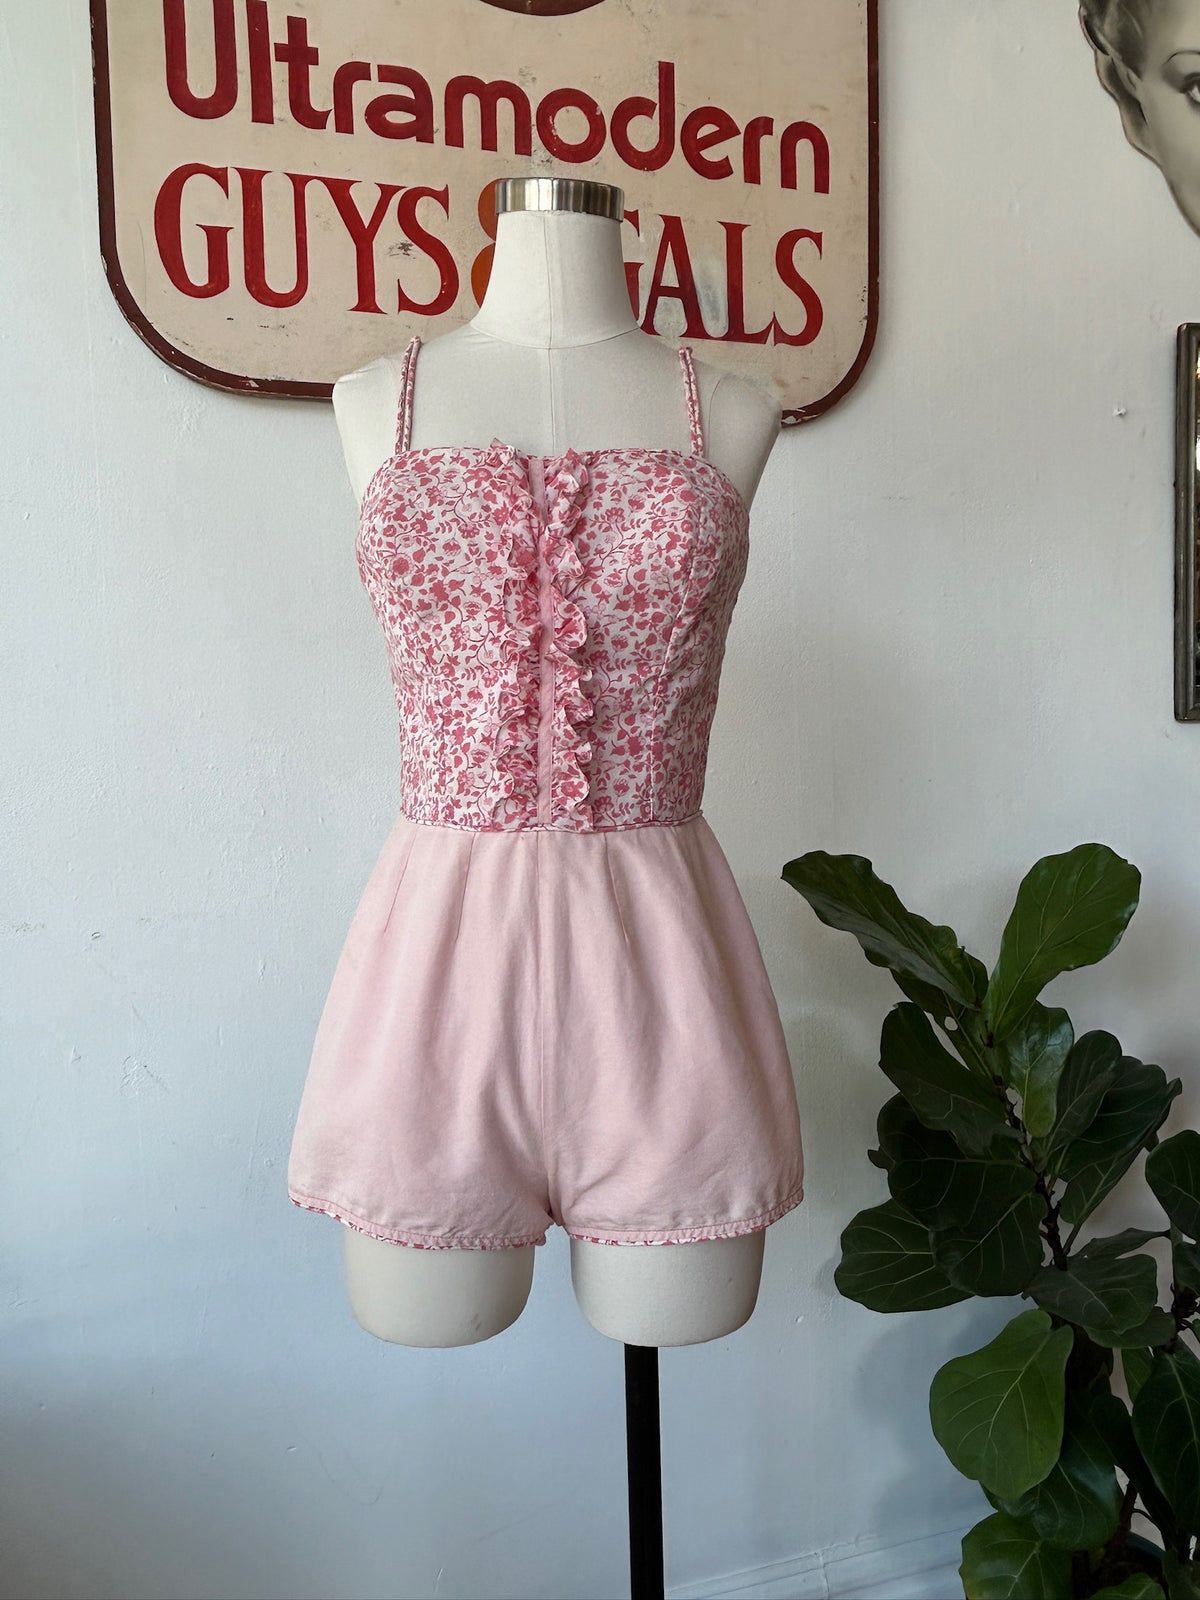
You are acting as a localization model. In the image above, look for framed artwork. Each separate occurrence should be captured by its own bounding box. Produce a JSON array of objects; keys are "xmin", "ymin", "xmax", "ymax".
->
[{"xmin": 1176, "ymin": 324, "xmax": 1200, "ymax": 721}]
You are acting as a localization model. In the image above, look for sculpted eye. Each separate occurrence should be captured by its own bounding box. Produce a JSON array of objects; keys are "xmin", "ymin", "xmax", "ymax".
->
[{"xmin": 1186, "ymin": 77, "xmax": 1200, "ymax": 106}]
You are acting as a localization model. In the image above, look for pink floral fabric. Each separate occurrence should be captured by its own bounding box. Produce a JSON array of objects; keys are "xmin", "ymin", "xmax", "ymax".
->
[{"xmin": 355, "ymin": 337, "xmax": 751, "ymax": 833}]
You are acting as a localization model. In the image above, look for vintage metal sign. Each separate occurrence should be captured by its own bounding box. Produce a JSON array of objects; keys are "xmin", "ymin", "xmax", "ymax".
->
[{"xmin": 92, "ymin": 0, "xmax": 877, "ymax": 420}]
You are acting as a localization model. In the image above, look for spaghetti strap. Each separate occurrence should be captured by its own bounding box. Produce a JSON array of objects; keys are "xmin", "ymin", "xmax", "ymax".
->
[
  {"xmin": 394, "ymin": 334, "xmax": 421, "ymax": 454},
  {"xmin": 678, "ymin": 345, "xmax": 704, "ymax": 457}
]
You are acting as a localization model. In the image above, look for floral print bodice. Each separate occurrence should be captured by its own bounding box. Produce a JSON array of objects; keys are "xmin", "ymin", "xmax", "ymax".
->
[{"xmin": 355, "ymin": 335, "xmax": 752, "ymax": 833}]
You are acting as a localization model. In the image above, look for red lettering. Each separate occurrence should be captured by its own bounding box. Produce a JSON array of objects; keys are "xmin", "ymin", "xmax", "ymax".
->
[
  {"xmin": 681, "ymin": 106, "xmax": 739, "ymax": 181},
  {"xmin": 321, "ymin": 179, "xmax": 403, "ymax": 313},
  {"xmin": 154, "ymin": 163, "xmax": 232, "ymax": 297},
  {"xmin": 365, "ymin": 66, "xmax": 436, "ymax": 142},
  {"xmin": 641, "ymin": 214, "xmax": 709, "ymax": 340},
  {"xmin": 610, "ymin": 61, "xmax": 675, "ymax": 173},
  {"xmin": 780, "ymin": 121, "xmax": 830, "ymax": 194},
  {"xmin": 444, "ymin": 77, "xmax": 532, "ymax": 155},
  {"xmin": 395, "ymin": 186, "xmax": 459, "ymax": 316},
  {"xmin": 273, "ymin": 14, "xmax": 330, "ymax": 130},
  {"xmin": 772, "ymin": 229, "xmax": 823, "ymax": 345},
  {"xmin": 245, "ymin": 0, "xmax": 273, "ymax": 124},
  {"xmin": 333, "ymin": 61, "xmax": 372, "ymax": 134},
  {"xmin": 742, "ymin": 116, "xmax": 774, "ymax": 186},
  {"xmin": 536, "ymin": 87, "xmax": 606, "ymax": 164},
  {"xmin": 718, "ymin": 222, "xmax": 771, "ymax": 344},
  {"xmin": 162, "ymin": 0, "xmax": 237, "ymax": 120},
  {"xmin": 236, "ymin": 167, "xmax": 313, "ymax": 308}
]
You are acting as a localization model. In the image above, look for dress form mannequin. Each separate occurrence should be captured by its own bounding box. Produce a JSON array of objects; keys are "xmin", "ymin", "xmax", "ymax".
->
[{"xmin": 332, "ymin": 178, "xmax": 782, "ymax": 1350}]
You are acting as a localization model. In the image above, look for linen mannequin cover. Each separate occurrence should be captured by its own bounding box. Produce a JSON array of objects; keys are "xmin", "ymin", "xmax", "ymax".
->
[{"xmin": 287, "ymin": 335, "xmax": 804, "ymax": 1250}]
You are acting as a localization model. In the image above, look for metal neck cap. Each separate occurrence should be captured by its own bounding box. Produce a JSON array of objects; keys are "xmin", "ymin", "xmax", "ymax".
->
[{"xmin": 495, "ymin": 177, "xmax": 624, "ymax": 220}]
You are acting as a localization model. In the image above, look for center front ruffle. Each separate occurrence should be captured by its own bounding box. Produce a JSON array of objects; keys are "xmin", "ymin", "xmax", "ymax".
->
[{"xmin": 487, "ymin": 441, "xmax": 596, "ymax": 831}]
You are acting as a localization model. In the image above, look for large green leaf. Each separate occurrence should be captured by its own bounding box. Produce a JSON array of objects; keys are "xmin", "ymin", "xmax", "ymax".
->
[
  {"xmin": 995, "ymin": 1004, "xmax": 1073, "ymax": 1140},
  {"xmin": 879, "ymin": 1087, "xmax": 1042, "ymax": 1296},
  {"xmin": 781, "ymin": 852, "xmax": 986, "ymax": 1008},
  {"xmin": 1045, "ymin": 1386, "xmax": 1179, "ymax": 1549},
  {"xmin": 892, "ymin": 970, "xmax": 999, "ymax": 1081},
  {"xmin": 1132, "ymin": 1344, "xmax": 1200, "ymax": 1533},
  {"xmin": 888, "ymin": 1115, "xmax": 1034, "ymax": 1232},
  {"xmin": 997, "ymin": 1392, "xmax": 1122, "ymax": 1550},
  {"xmin": 1058, "ymin": 1063, "xmax": 1183, "ymax": 1225},
  {"xmin": 1083, "ymin": 1386, "xmax": 1138, "ymax": 1459},
  {"xmin": 983, "ymin": 844, "xmax": 1141, "ymax": 1042},
  {"xmin": 1097, "ymin": 1388, "xmax": 1182, "ymax": 1549},
  {"xmin": 1066, "ymin": 1328, "xmax": 1117, "ymax": 1395},
  {"xmin": 1087, "ymin": 1310, "xmax": 1177, "ymax": 1350},
  {"xmin": 1089, "ymin": 1580, "xmax": 1165, "ymax": 1600},
  {"xmin": 1124, "ymin": 1347, "xmax": 1156, "ymax": 1404},
  {"xmin": 1164, "ymin": 1551, "xmax": 1200, "ymax": 1600},
  {"xmin": 835, "ymin": 1200, "xmax": 969, "ymax": 1313},
  {"xmin": 892, "ymin": 963, "xmax": 998, "ymax": 1076},
  {"xmin": 892, "ymin": 967, "xmax": 959, "ymax": 1022},
  {"xmin": 1094, "ymin": 1382, "xmax": 1190, "ymax": 1542},
  {"xmin": 1025, "ymin": 1256, "xmax": 1159, "ymax": 1342},
  {"xmin": 1043, "ymin": 1031, "xmax": 1122, "ymax": 1157},
  {"xmin": 1050, "ymin": 1384, "xmax": 1184, "ymax": 1549},
  {"xmin": 932, "ymin": 1194, "xmax": 1045, "ymax": 1297},
  {"xmin": 930, "ymin": 1308, "xmax": 1073, "ymax": 1497},
  {"xmin": 1174, "ymin": 1238, "xmax": 1200, "ymax": 1296},
  {"xmin": 879, "ymin": 1003, "xmax": 1010, "ymax": 1155},
  {"xmin": 869, "ymin": 1093, "xmax": 923, "ymax": 1172},
  {"xmin": 1147, "ymin": 1132, "xmax": 1200, "ymax": 1241},
  {"xmin": 1078, "ymin": 1228, "xmax": 1169, "ymax": 1261},
  {"xmin": 959, "ymin": 1512, "xmax": 1072, "ymax": 1599}
]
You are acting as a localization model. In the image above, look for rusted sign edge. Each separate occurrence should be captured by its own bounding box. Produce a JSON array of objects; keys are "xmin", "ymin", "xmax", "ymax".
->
[{"xmin": 784, "ymin": 0, "xmax": 878, "ymax": 427}]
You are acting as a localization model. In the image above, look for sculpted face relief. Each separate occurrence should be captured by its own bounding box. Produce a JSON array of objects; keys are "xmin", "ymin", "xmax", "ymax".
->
[
  {"xmin": 1130, "ymin": 0, "xmax": 1200, "ymax": 229},
  {"xmin": 1084, "ymin": 0, "xmax": 1200, "ymax": 233}
]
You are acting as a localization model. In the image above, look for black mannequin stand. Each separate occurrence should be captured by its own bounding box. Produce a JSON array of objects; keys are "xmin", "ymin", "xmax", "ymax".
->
[{"xmin": 624, "ymin": 1344, "xmax": 665, "ymax": 1600}]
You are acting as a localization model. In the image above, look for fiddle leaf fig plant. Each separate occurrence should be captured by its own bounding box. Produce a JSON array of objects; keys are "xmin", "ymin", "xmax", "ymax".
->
[{"xmin": 782, "ymin": 843, "xmax": 1200, "ymax": 1599}]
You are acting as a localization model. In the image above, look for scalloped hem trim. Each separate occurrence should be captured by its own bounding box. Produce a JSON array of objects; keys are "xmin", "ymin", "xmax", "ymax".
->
[
  {"xmin": 288, "ymin": 1191, "xmax": 546, "ymax": 1251},
  {"xmin": 564, "ymin": 1186, "xmax": 805, "ymax": 1246},
  {"xmin": 290, "ymin": 1184, "xmax": 804, "ymax": 1251}
]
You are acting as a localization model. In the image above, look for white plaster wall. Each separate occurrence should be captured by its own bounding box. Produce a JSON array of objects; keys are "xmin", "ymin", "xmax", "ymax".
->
[{"xmin": 4, "ymin": 3, "xmax": 1199, "ymax": 1597}]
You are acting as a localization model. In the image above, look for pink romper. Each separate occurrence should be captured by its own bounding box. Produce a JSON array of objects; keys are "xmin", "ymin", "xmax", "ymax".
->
[{"xmin": 287, "ymin": 336, "xmax": 804, "ymax": 1250}]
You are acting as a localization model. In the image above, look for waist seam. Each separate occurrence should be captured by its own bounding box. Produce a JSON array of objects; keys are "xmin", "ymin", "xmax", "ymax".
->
[{"xmin": 395, "ymin": 808, "xmax": 704, "ymax": 835}]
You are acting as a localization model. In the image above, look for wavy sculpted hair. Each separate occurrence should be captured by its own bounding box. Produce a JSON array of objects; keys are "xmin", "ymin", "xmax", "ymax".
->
[{"xmin": 1079, "ymin": 0, "xmax": 1156, "ymax": 157}]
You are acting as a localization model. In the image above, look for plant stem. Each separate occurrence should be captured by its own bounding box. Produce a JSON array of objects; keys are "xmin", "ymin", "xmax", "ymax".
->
[
  {"xmin": 1035, "ymin": 1174, "xmax": 1070, "ymax": 1270},
  {"xmin": 998, "ymin": 1090, "xmax": 1069, "ymax": 1269},
  {"xmin": 1167, "ymin": 1290, "xmax": 1197, "ymax": 1356}
]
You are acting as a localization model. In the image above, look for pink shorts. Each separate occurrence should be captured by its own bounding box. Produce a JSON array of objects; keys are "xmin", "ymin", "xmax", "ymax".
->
[{"xmin": 287, "ymin": 813, "xmax": 804, "ymax": 1249}]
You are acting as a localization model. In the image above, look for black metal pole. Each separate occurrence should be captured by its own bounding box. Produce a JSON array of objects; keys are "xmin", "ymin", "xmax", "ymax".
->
[{"xmin": 624, "ymin": 1343, "xmax": 665, "ymax": 1600}]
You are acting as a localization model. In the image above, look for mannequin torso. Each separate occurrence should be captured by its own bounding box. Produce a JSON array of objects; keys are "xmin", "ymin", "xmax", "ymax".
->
[
  {"xmin": 330, "ymin": 194, "xmax": 782, "ymax": 1350},
  {"xmin": 333, "ymin": 212, "xmax": 778, "ymax": 511}
]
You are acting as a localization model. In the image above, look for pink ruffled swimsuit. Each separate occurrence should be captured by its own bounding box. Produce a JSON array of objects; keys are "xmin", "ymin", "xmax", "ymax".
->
[{"xmin": 287, "ymin": 336, "xmax": 804, "ymax": 1250}]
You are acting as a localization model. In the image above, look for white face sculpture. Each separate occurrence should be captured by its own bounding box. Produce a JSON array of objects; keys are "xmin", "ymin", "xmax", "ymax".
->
[{"xmin": 1091, "ymin": 0, "xmax": 1200, "ymax": 234}]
